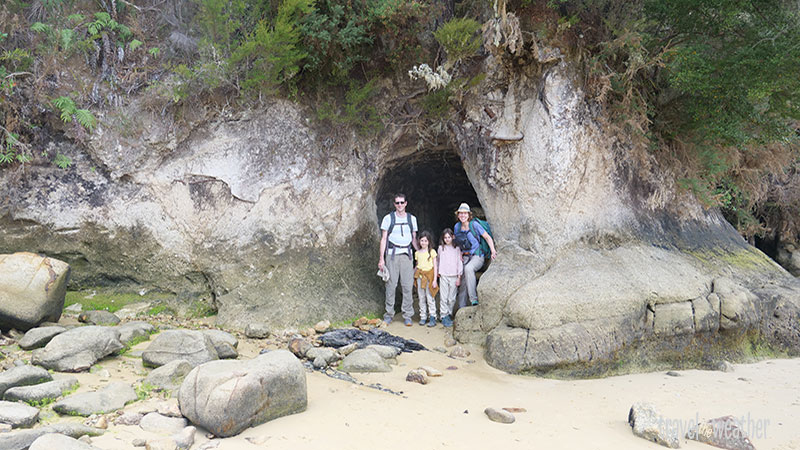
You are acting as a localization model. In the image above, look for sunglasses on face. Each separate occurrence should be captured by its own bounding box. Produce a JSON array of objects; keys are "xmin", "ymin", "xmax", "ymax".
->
[{"xmin": 395, "ymin": 201, "xmax": 406, "ymax": 205}]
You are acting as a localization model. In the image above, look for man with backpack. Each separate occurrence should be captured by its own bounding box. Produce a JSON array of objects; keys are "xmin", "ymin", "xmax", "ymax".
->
[
  {"xmin": 378, "ymin": 193, "xmax": 419, "ymax": 326},
  {"xmin": 453, "ymin": 203, "xmax": 497, "ymax": 308}
]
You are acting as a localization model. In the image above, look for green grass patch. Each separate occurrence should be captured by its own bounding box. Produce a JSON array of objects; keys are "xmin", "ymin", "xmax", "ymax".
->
[
  {"xmin": 64, "ymin": 288, "xmax": 167, "ymax": 313},
  {"xmin": 187, "ymin": 300, "xmax": 217, "ymax": 318},
  {"xmin": 134, "ymin": 382, "xmax": 158, "ymax": 401},
  {"xmin": 146, "ymin": 304, "xmax": 175, "ymax": 316},
  {"xmin": 119, "ymin": 334, "xmax": 152, "ymax": 355}
]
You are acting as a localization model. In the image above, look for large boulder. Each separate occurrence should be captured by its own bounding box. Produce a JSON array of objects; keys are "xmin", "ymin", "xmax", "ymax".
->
[
  {"xmin": 0, "ymin": 400, "xmax": 39, "ymax": 428},
  {"xmin": 29, "ymin": 434, "xmax": 101, "ymax": 450},
  {"xmin": 31, "ymin": 326, "xmax": 123, "ymax": 372},
  {"xmin": 142, "ymin": 330, "xmax": 218, "ymax": 368},
  {"xmin": 0, "ymin": 253, "xmax": 70, "ymax": 331},
  {"xmin": 0, "ymin": 423, "xmax": 104, "ymax": 450},
  {"xmin": 178, "ymin": 350, "xmax": 306, "ymax": 437},
  {"xmin": 3, "ymin": 377, "xmax": 79, "ymax": 404}
]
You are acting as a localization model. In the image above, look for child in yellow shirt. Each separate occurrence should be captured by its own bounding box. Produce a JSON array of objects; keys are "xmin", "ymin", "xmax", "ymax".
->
[{"xmin": 414, "ymin": 231, "xmax": 439, "ymax": 327}]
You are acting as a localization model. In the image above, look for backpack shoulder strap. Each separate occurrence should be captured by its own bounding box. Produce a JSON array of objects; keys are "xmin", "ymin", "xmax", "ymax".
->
[
  {"xmin": 409, "ymin": 214, "xmax": 417, "ymax": 233},
  {"xmin": 388, "ymin": 211, "xmax": 396, "ymax": 235}
]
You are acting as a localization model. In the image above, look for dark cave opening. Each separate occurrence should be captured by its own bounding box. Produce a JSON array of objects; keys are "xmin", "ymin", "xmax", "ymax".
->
[{"xmin": 376, "ymin": 148, "xmax": 482, "ymax": 245}]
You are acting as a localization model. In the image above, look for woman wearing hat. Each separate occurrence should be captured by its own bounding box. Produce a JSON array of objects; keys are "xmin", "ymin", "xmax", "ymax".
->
[{"xmin": 453, "ymin": 203, "xmax": 497, "ymax": 308}]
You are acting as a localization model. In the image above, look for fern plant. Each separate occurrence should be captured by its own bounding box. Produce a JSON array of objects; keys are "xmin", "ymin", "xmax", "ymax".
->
[
  {"xmin": 433, "ymin": 17, "xmax": 482, "ymax": 64},
  {"xmin": 52, "ymin": 96, "xmax": 97, "ymax": 131}
]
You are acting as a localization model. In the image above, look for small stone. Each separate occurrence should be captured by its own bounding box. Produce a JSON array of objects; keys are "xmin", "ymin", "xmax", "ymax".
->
[
  {"xmin": 313, "ymin": 356, "xmax": 327, "ymax": 369},
  {"xmin": 433, "ymin": 346, "xmax": 447, "ymax": 353},
  {"xmin": 446, "ymin": 366, "xmax": 458, "ymax": 370},
  {"xmin": 173, "ymin": 426, "xmax": 196, "ymax": 449},
  {"xmin": 666, "ymin": 371, "xmax": 681, "ymax": 377},
  {"xmin": 299, "ymin": 327, "xmax": 316, "ymax": 337},
  {"xmin": 628, "ymin": 402, "xmax": 680, "ymax": 448},
  {"xmin": 406, "ymin": 369, "xmax": 429, "ymax": 385},
  {"xmin": 503, "ymin": 407, "xmax": 526, "ymax": 413},
  {"xmin": 139, "ymin": 412, "xmax": 188, "ymax": 435},
  {"xmin": 449, "ymin": 346, "xmax": 470, "ymax": 358},
  {"xmin": 485, "ymin": 407, "xmax": 515, "ymax": 424},
  {"xmin": 288, "ymin": 338, "xmax": 311, "ymax": 358},
  {"xmin": 352, "ymin": 317, "xmax": 368, "ymax": 327},
  {"xmin": 156, "ymin": 400, "xmax": 182, "ymax": 418},
  {"xmin": 78, "ymin": 310, "xmax": 121, "ymax": 326},
  {"xmin": 243, "ymin": 324, "xmax": 270, "ymax": 339},
  {"xmin": 444, "ymin": 337, "xmax": 457, "ymax": 347},
  {"xmin": 687, "ymin": 415, "xmax": 756, "ymax": 450},
  {"xmin": 738, "ymin": 377, "xmax": 751, "ymax": 382},
  {"xmin": 65, "ymin": 304, "xmax": 83, "ymax": 314},
  {"xmin": 95, "ymin": 416, "xmax": 108, "ymax": 429},
  {"xmin": 313, "ymin": 320, "xmax": 331, "ymax": 333},
  {"xmin": 133, "ymin": 438, "xmax": 147, "ymax": 447},
  {"xmin": 78, "ymin": 435, "xmax": 93, "ymax": 444},
  {"xmin": 367, "ymin": 319, "xmax": 382, "ymax": 327},
  {"xmin": 417, "ymin": 366, "xmax": 442, "ymax": 377},
  {"xmin": 338, "ymin": 343, "xmax": 358, "ymax": 356},
  {"xmin": 116, "ymin": 412, "xmax": 144, "ymax": 426},
  {"xmin": 0, "ymin": 423, "xmax": 11, "ymax": 433}
]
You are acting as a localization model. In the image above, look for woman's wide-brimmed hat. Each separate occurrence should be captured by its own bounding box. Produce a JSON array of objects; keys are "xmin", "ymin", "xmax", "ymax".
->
[{"xmin": 456, "ymin": 203, "xmax": 471, "ymax": 213}]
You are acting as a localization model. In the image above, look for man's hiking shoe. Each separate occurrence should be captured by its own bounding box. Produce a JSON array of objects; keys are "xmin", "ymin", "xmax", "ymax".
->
[
  {"xmin": 442, "ymin": 315, "xmax": 453, "ymax": 327},
  {"xmin": 419, "ymin": 318, "xmax": 426, "ymax": 326},
  {"xmin": 427, "ymin": 317, "xmax": 436, "ymax": 327},
  {"xmin": 404, "ymin": 318, "xmax": 412, "ymax": 327}
]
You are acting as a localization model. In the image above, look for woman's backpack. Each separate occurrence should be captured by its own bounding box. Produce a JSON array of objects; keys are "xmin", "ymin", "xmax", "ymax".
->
[{"xmin": 469, "ymin": 218, "xmax": 493, "ymax": 258}]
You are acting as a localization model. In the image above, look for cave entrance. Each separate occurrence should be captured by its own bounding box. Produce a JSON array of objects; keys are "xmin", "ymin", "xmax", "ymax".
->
[{"xmin": 376, "ymin": 148, "xmax": 482, "ymax": 247}]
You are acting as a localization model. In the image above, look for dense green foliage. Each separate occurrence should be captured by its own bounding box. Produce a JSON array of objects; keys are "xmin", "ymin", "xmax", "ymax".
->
[{"xmin": 532, "ymin": 0, "xmax": 800, "ymax": 237}]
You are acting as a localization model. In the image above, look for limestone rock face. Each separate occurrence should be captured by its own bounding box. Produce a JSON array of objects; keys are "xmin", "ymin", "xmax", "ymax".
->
[
  {"xmin": 178, "ymin": 350, "xmax": 306, "ymax": 437},
  {"xmin": 0, "ymin": 253, "xmax": 70, "ymax": 331},
  {"xmin": 1, "ymin": 41, "xmax": 799, "ymax": 376}
]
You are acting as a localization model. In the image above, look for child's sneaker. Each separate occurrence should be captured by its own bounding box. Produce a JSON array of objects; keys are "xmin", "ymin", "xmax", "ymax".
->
[
  {"xmin": 470, "ymin": 300, "xmax": 479, "ymax": 306},
  {"xmin": 427, "ymin": 316, "xmax": 436, "ymax": 327},
  {"xmin": 419, "ymin": 318, "xmax": 426, "ymax": 326},
  {"xmin": 441, "ymin": 315, "xmax": 453, "ymax": 327},
  {"xmin": 404, "ymin": 318, "xmax": 412, "ymax": 327}
]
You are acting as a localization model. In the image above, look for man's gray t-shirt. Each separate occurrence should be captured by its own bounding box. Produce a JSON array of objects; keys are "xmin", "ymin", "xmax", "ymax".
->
[{"xmin": 381, "ymin": 213, "xmax": 417, "ymax": 255}]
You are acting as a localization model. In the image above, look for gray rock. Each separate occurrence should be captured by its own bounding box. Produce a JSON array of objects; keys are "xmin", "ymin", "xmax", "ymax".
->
[
  {"xmin": 0, "ymin": 423, "xmax": 104, "ymax": 450},
  {"xmin": 244, "ymin": 324, "xmax": 270, "ymax": 339},
  {"xmin": 338, "ymin": 343, "xmax": 358, "ymax": 356},
  {"xmin": 78, "ymin": 311, "xmax": 121, "ymax": 326},
  {"xmin": 139, "ymin": 412, "xmax": 188, "ymax": 435},
  {"xmin": 115, "ymin": 412, "xmax": 143, "ymax": 426},
  {"xmin": 0, "ymin": 253, "xmax": 70, "ymax": 331},
  {"xmin": 365, "ymin": 344, "xmax": 400, "ymax": 359},
  {"xmin": 313, "ymin": 320, "xmax": 331, "ymax": 333},
  {"xmin": 29, "ymin": 433, "xmax": 101, "ymax": 450},
  {"xmin": 628, "ymin": 402, "xmax": 680, "ymax": 448},
  {"xmin": 666, "ymin": 371, "xmax": 681, "ymax": 377},
  {"xmin": 3, "ymin": 377, "xmax": 78, "ymax": 403},
  {"xmin": 653, "ymin": 302, "xmax": 695, "ymax": 336},
  {"xmin": 715, "ymin": 361, "xmax": 735, "ymax": 372},
  {"xmin": 145, "ymin": 437, "xmax": 177, "ymax": 450},
  {"xmin": 449, "ymin": 346, "xmax": 470, "ymax": 358},
  {"xmin": 31, "ymin": 326, "xmax": 124, "ymax": 372},
  {"xmin": 288, "ymin": 338, "xmax": 311, "ymax": 358},
  {"xmin": 201, "ymin": 330, "xmax": 238, "ymax": 359},
  {"xmin": 0, "ymin": 365, "xmax": 52, "ymax": 397},
  {"xmin": 305, "ymin": 347, "xmax": 338, "ymax": 364},
  {"xmin": 340, "ymin": 349, "xmax": 391, "ymax": 373},
  {"xmin": 132, "ymin": 438, "xmax": 146, "ymax": 446},
  {"xmin": 405, "ymin": 369, "xmax": 428, "ymax": 385},
  {"xmin": 178, "ymin": 350, "xmax": 306, "ymax": 437},
  {"xmin": 312, "ymin": 356, "xmax": 327, "ymax": 369},
  {"xmin": 686, "ymin": 415, "xmax": 756, "ymax": 450},
  {"xmin": 145, "ymin": 360, "xmax": 193, "ymax": 392},
  {"xmin": 64, "ymin": 304, "xmax": 83, "ymax": 314},
  {"xmin": 172, "ymin": 426, "xmax": 196, "ymax": 449},
  {"xmin": 52, "ymin": 382, "xmax": 137, "ymax": 416},
  {"xmin": 142, "ymin": 330, "xmax": 219, "ymax": 368},
  {"xmin": 417, "ymin": 366, "xmax": 442, "ymax": 377},
  {"xmin": 484, "ymin": 407, "xmax": 515, "ymax": 424},
  {"xmin": 0, "ymin": 401, "xmax": 39, "ymax": 428},
  {"xmin": 18, "ymin": 327, "xmax": 67, "ymax": 350},
  {"xmin": 115, "ymin": 322, "xmax": 156, "ymax": 346}
]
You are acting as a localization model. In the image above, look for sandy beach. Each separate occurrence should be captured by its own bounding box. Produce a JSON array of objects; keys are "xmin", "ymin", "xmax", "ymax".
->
[{"xmin": 29, "ymin": 318, "xmax": 789, "ymax": 450}]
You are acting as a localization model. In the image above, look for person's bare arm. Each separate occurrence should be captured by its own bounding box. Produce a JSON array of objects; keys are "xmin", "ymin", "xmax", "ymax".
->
[
  {"xmin": 378, "ymin": 230, "xmax": 388, "ymax": 270},
  {"xmin": 482, "ymin": 232, "xmax": 497, "ymax": 260},
  {"xmin": 412, "ymin": 231, "xmax": 419, "ymax": 251}
]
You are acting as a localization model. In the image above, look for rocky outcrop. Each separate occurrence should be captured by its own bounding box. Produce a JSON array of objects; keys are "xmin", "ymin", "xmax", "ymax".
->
[
  {"xmin": 1, "ymin": 33, "xmax": 799, "ymax": 376},
  {"xmin": 0, "ymin": 253, "xmax": 70, "ymax": 331},
  {"xmin": 178, "ymin": 350, "xmax": 306, "ymax": 438}
]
